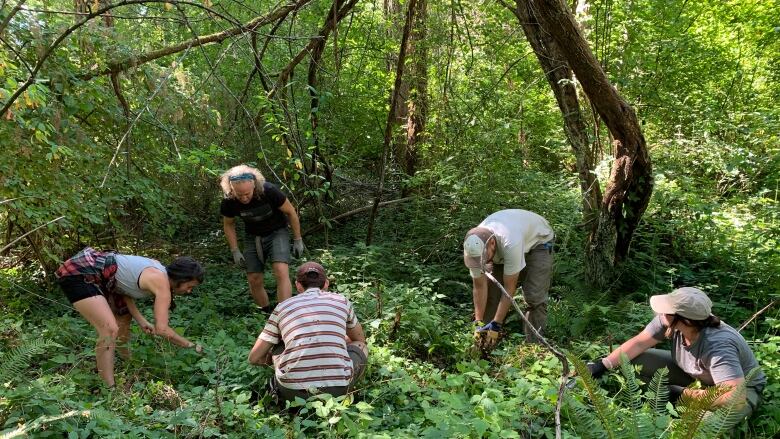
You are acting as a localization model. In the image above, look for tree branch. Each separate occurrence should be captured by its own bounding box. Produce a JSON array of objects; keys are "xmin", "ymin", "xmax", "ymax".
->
[
  {"xmin": 0, "ymin": 0, "xmax": 229, "ymax": 119},
  {"xmin": 484, "ymin": 271, "xmax": 568, "ymax": 439},
  {"xmin": 302, "ymin": 197, "xmax": 415, "ymax": 236},
  {"xmin": 0, "ymin": 0, "xmax": 26, "ymax": 36},
  {"xmin": 268, "ymin": 0, "xmax": 359, "ymax": 99},
  {"xmin": 81, "ymin": 0, "xmax": 314, "ymax": 80}
]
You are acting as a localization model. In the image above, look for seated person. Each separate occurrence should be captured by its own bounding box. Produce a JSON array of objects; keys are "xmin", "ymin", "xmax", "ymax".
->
[
  {"xmin": 248, "ymin": 261, "xmax": 368, "ymax": 403},
  {"xmin": 587, "ymin": 287, "xmax": 765, "ymax": 419}
]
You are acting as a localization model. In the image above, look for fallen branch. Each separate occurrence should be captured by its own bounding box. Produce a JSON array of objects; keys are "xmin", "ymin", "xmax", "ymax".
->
[
  {"xmin": 484, "ymin": 271, "xmax": 568, "ymax": 439},
  {"xmin": 302, "ymin": 196, "xmax": 415, "ymax": 236}
]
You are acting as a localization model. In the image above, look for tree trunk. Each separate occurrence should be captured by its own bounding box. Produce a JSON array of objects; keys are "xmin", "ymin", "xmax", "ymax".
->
[
  {"xmin": 521, "ymin": 0, "xmax": 653, "ymax": 288},
  {"xmin": 507, "ymin": 0, "xmax": 600, "ymax": 228},
  {"xmin": 366, "ymin": 0, "xmax": 418, "ymax": 245},
  {"xmin": 384, "ymin": 0, "xmax": 411, "ymax": 176},
  {"xmin": 401, "ymin": 0, "xmax": 428, "ymax": 182}
]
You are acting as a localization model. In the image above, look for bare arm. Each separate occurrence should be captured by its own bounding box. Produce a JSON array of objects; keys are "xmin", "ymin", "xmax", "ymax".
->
[
  {"xmin": 472, "ymin": 275, "xmax": 488, "ymax": 322},
  {"xmin": 603, "ymin": 330, "xmax": 660, "ymax": 368},
  {"xmin": 346, "ymin": 321, "xmax": 366, "ymax": 343},
  {"xmin": 684, "ymin": 378, "xmax": 746, "ymax": 408},
  {"xmin": 278, "ymin": 199, "xmax": 302, "ymax": 240},
  {"xmin": 492, "ymin": 272, "xmax": 520, "ymax": 324},
  {"xmin": 223, "ymin": 216, "xmax": 239, "ymax": 250},
  {"xmin": 124, "ymin": 297, "xmax": 153, "ymax": 334},
  {"xmin": 138, "ymin": 268, "xmax": 195, "ymax": 348},
  {"xmin": 248, "ymin": 337, "xmax": 275, "ymax": 365}
]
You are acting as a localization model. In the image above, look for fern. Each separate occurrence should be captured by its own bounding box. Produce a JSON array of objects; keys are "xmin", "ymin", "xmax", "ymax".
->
[
  {"xmin": 647, "ymin": 367, "xmax": 670, "ymax": 414},
  {"xmin": 671, "ymin": 385, "xmax": 727, "ymax": 437},
  {"xmin": 617, "ymin": 354, "xmax": 643, "ymax": 438},
  {"xmin": 563, "ymin": 393, "xmax": 609, "ymax": 439},
  {"xmin": 696, "ymin": 367, "xmax": 761, "ymax": 438},
  {"xmin": 0, "ymin": 339, "xmax": 59, "ymax": 384},
  {"xmin": 570, "ymin": 355, "xmax": 618, "ymax": 439}
]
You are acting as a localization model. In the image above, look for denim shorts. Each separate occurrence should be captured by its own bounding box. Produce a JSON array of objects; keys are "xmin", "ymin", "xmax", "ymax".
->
[{"xmin": 243, "ymin": 227, "xmax": 291, "ymax": 273}]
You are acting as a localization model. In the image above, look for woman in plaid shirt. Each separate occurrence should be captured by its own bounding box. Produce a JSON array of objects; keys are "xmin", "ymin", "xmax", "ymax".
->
[{"xmin": 55, "ymin": 247, "xmax": 205, "ymax": 387}]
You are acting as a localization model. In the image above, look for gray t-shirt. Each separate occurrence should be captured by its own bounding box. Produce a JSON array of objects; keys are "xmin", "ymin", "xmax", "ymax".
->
[
  {"xmin": 644, "ymin": 315, "xmax": 766, "ymax": 390},
  {"xmin": 114, "ymin": 254, "xmax": 166, "ymax": 300}
]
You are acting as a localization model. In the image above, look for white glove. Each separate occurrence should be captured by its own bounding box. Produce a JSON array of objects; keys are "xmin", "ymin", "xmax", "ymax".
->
[
  {"xmin": 292, "ymin": 238, "xmax": 305, "ymax": 258},
  {"xmin": 231, "ymin": 248, "xmax": 245, "ymax": 267}
]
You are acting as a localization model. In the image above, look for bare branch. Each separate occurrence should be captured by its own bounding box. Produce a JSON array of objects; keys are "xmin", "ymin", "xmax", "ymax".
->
[
  {"xmin": 81, "ymin": 0, "xmax": 314, "ymax": 80},
  {"xmin": 0, "ymin": 0, "xmax": 225, "ymax": 119},
  {"xmin": 303, "ymin": 197, "xmax": 415, "ymax": 236},
  {"xmin": 0, "ymin": 216, "xmax": 65, "ymax": 255},
  {"xmin": 0, "ymin": 0, "xmax": 27, "ymax": 35},
  {"xmin": 268, "ymin": 0, "xmax": 359, "ymax": 99}
]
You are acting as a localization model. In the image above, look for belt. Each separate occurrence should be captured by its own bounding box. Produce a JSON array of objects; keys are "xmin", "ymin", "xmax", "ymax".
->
[{"xmin": 533, "ymin": 240, "xmax": 554, "ymax": 251}]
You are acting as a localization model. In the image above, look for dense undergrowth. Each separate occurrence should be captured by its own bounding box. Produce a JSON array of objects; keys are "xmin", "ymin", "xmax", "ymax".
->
[{"xmin": 1, "ymin": 195, "xmax": 778, "ymax": 437}]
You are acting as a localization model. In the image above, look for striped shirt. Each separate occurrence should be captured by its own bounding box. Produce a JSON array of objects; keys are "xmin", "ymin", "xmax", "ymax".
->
[{"xmin": 258, "ymin": 288, "xmax": 358, "ymax": 390}]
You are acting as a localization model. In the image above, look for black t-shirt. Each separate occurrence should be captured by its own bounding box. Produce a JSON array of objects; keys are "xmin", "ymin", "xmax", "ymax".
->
[{"xmin": 220, "ymin": 182, "xmax": 289, "ymax": 236}]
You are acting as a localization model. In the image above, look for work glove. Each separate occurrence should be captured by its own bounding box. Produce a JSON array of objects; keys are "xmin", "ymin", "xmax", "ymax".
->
[
  {"xmin": 668, "ymin": 384, "xmax": 686, "ymax": 403},
  {"xmin": 586, "ymin": 359, "xmax": 608, "ymax": 379},
  {"xmin": 231, "ymin": 248, "xmax": 245, "ymax": 267},
  {"xmin": 292, "ymin": 238, "xmax": 306, "ymax": 258},
  {"xmin": 476, "ymin": 321, "xmax": 502, "ymax": 351}
]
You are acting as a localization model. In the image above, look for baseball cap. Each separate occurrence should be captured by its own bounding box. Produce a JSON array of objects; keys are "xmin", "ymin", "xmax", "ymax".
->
[
  {"xmin": 463, "ymin": 227, "xmax": 493, "ymax": 269},
  {"xmin": 296, "ymin": 261, "xmax": 327, "ymax": 284},
  {"xmin": 649, "ymin": 287, "xmax": 712, "ymax": 320}
]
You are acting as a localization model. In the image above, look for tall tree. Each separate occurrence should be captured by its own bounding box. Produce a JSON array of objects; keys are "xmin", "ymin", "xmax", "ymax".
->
[
  {"xmin": 401, "ymin": 0, "xmax": 428, "ymax": 181},
  {"xmin": 508, "ymin": 0, "xmax": 653, "ymax": 288},
  {"xmin": 366, "ymin": 0, "xmax": 418, "ymax": 245}
]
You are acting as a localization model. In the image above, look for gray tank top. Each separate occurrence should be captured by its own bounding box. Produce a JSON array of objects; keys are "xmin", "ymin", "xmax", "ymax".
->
[{"xmin": 114, "ymin": 254, "xmax": 166, "ymax": 299}]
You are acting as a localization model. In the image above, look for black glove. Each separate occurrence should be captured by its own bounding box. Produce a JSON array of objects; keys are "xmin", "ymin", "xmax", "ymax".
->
[
  {"xmin": 668, "ymin": 384, "xmax": 686, "ymax": 403},
  {"xmin": 586, "ymin": 359, "xmax": 608, "ymax": 379}
]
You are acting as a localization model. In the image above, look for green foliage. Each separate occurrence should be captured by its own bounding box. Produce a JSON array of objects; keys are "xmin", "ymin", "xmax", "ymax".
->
[
  {"xmin": 0, "ymin": 0, "xmax": 778, "ymax": 436},
  {"xmin": 0, "ymin": 338, "xmax": 58, "ymax": 385}
]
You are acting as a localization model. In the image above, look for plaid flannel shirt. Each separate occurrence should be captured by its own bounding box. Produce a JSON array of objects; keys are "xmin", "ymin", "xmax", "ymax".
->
[{"xmin": 55, "ymin": 247, "xmax": 118, "ymax": 295}]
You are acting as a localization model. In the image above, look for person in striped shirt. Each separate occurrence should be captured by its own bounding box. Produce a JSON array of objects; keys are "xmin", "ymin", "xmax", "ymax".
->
[{"xmin": 248, "ymin": 261, "xmax": 368, "ymax": 403}]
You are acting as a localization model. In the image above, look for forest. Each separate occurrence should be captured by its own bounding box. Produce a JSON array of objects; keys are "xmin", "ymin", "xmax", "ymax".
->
[{"xmin": 0, "ymin": 0, "xmax": 778, "ymax": 437}]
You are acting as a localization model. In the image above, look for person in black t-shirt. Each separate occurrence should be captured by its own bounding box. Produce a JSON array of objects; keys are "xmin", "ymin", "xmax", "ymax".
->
[{"xmin": 219, "ymin": 165, "xmax": 305, "ymax": 309}]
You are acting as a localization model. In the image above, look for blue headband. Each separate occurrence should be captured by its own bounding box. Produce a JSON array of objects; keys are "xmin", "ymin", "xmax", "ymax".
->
[{"xmin": 229, "ymin": 173, "xmax": 256, "ymax": 182}]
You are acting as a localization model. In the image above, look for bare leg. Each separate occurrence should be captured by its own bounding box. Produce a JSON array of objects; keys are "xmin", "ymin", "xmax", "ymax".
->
[
  {"xmin": 272, "ymin": 262, "xmax": 292, "ymax": 303},
  {"xmin": 73, "ymin": 296, "xmax": 120, "ymax": 386},
  {"xmin": 247, "ymin": 272, "xmax": 269, "ymax": 307},
  {"xmin": 116, "ymin": 313, "xmax": 132, "ymax": 360}
]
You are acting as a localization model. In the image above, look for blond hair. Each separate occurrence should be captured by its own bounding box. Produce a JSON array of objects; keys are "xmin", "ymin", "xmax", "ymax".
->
[{"xmin": 219, "ymin": 164, "xmax": 266, "ymax": 199}]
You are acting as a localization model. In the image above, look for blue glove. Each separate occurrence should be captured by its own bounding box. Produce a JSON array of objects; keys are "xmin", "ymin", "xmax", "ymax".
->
[{"xmin": 477, "ymin": 321, "xmax": 502, "ymax": 332}]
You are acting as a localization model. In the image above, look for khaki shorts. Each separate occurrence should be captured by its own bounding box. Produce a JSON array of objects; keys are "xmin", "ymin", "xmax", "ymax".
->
[{"xmin": 244, "ymin": 227, "xmax": 291, "ymax": 273}]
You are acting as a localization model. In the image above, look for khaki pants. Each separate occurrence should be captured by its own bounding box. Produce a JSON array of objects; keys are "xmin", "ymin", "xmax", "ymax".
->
[{"xmin": 483, "ymin": 243, "xmax": 553, "ymax": 343}]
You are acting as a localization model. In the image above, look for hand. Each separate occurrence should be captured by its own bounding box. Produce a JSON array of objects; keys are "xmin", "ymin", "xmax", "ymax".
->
[
  {"xmin": 140, "ymin": 322, "xmax": 155, "ymax": 335},
  {"xmin": 292, "ymin": 238, "xmax": 305, "ymax": 258},
  {"xmin": 474, "ymin": 321, "xmax": 502, "ymax": 352},
  {"xmin": 668, "ymin": 384, "xmax": 686, "ymax": 403},
  {"xmin": 231, "ymin": 248, "xmax": 245, "ymax": 267},
  {"xmin": 586, "ymin": 359, "xmax": 608, "ymax": 379}
]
